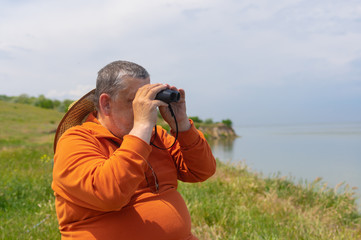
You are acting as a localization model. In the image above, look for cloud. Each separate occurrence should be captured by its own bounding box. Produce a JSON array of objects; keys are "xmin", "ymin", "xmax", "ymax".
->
[
  {"xmin": 0, "ymin": 0, "xmax": 360, "ymax": 124},
  {"xmin": 0, "ymin": 50, "xmax": 11, "ymax": 60},
  {"xmin": 46, "ymin": 84, "xmax": 94, "ymax": 100}
]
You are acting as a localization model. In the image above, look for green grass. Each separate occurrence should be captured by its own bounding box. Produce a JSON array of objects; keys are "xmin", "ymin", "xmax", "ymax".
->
[
  {"xmin": 179, "ymin": 161, "xmax": 361, "ymax": 239},
  {"xmin": 1, "ymin": 100, "xmax": 360, "ymax": 239},
  {"xmin": 0, "ymin": 101, "xmax": 62, "ymax": 239},
  {"xmin": 0, "ymin": 146, "xmax": 59, "ymax": 239}
]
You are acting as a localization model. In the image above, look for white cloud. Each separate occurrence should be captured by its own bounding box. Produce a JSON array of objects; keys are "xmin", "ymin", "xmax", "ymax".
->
[
  {"xmin": 46, "ymin": 84, "xmax": 94, "ymax": 100},
  {"xmin": 1, "ymin": 0, "xmax": 360, "ymax": 123}
]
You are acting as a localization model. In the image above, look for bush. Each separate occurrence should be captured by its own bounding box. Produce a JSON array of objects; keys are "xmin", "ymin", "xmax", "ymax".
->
[
  {"xmin": 34, "ymin": 95, "xmax": 54, "ymax": 109},
  {"xmin": 0, "ymin": 94, "xmax": 75, "ymax": 113},
  {"xmin": 57, "ymin": 99, "xmax": 73, "ymax": 112},
  {"xmin": 189, "ymin": 116, "xmax": 203, "ymax": 123},
  {"xmin": 222, "ymin": 119, "xmax": 233, "ymax": 128},
  {"xmin": 204, "ymin": 118, "xmax": 214, "ymax": 124}
]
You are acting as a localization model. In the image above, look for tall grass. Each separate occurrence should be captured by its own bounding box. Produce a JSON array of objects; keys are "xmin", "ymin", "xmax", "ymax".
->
[
  {"xmin": 1, "ymin": 101, "xmax": 360, "ymax": 239},
  {"xmin": 179, "ymin": 160, "xmax": 361, "ymax": 239}
]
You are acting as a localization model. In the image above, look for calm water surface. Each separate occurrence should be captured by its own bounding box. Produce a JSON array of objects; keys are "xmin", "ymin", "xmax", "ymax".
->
[{"xmin": 209, "ymin": 122, "xmax": 361, "ymax": 207}]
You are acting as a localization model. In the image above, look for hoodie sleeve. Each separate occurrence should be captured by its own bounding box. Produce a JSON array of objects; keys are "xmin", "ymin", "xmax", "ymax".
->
[
  {"xmin": 52, "ymin": 127, "xmax": 151, "ymax": 212},
  {"xmin": 159, "ymin": 120, "xmax": 217, "ymax": 182}
]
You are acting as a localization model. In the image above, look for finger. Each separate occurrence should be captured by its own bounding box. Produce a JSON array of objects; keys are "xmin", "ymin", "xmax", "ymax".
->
[
  {"xmin": 155, "ymin": 100, "xmax": 169, "ymax": 108},
  {"xmin": 169, "ymin": 85, "xmax": 178, "ymax": 91},
  {"xmin": 134, "ymin": 84, "xmax": 153, "ymax": 98},
  {"xmin": 175, "ymin": 88, "xmax": 185, "ymax": 101},
  {"xmin": 136, "ymin": 83, "xmax": 164, "ymax": 99},
  {"xmin": 145, "ymin": 83, "xmax": 167, "ymax": 99},
  {"xmin": 178, "ymin": 88, "xmax": 185, "ymax": 96}
]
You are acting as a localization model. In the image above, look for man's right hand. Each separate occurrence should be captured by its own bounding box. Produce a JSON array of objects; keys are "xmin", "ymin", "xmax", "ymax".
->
[{"xmin": 129, "ymin": 83, "xmax": 168, "ymax": 143}]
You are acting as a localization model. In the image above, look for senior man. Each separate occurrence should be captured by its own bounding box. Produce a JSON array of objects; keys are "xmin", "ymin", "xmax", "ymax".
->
[{"xmin": 52, "ymin": 60, "xmax": 216, "ymax": 239}]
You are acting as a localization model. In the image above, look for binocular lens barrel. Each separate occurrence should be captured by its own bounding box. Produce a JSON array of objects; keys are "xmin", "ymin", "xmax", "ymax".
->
[{"xmin": 155, "ymin": 89, "xmax": 180, "ymax": 103}]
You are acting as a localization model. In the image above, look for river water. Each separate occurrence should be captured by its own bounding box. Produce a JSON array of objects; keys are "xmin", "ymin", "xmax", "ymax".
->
[{"xmin": 209, "ymin": 122, "xmax": 361, "ymax": 207}]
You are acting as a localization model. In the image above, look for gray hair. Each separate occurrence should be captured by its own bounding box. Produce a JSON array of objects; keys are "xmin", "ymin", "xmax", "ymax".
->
[{"xmin": 93, "ymin": 60, "xmax": 149, "ymax": 111}]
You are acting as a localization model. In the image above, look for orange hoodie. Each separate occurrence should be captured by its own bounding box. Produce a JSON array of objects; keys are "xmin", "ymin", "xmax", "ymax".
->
[{"xmin": 52, "ymin": 113, "xmax": 216, "ymax": 240}]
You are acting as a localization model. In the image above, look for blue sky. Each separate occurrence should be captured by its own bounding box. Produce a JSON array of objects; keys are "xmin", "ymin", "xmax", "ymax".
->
[{"xmin": 1, "ymin": 0, "xmax": 360, "ymax": 126}]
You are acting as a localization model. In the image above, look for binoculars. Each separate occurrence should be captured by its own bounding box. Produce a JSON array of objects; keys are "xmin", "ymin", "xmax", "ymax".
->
[{"xmin": 155, "ymin": 89, "xmax": 180, "ymax": 104}]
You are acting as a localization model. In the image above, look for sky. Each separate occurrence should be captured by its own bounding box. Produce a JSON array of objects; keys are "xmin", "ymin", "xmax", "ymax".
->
[{"xmin": 1, "ymin": 0, "xmax": 361, "ymax": 126}]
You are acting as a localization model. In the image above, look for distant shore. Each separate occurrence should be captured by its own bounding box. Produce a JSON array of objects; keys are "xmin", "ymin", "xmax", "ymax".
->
[{"xmin": 198, "ymin": 123, "xmax": 238, "ymax": 140}]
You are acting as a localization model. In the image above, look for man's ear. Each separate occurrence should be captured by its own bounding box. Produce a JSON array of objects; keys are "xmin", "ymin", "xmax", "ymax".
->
[{"xmin": 99, "ymin": 93, "xmax": 112, "ymax": 116}]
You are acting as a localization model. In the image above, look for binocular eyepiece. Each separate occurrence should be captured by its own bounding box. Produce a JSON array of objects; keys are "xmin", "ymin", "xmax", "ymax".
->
[{"xmin": 155, "ymin": 89, "xmax": 180, "ymax": 104}]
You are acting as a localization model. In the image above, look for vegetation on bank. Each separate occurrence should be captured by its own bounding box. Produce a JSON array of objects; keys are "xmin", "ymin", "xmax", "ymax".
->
[
  {"xmin": 1, "ymin": 101, "xmax": 360, "ymax": 239},
  {"xmin": 0, "ymin": 94, "xmax": 73, "ymax": 112},
  {"xmin": 189, "ymin": 116, "xmax": 233, "ymax": 128},
  {"xmin": 158, "ymin": 114, "xmax": 237, "ymax": 140}
]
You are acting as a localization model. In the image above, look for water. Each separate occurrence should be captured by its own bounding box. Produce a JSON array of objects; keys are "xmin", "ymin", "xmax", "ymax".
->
[{"xmin": 209, "ymin": 122, "xmax": 361, "ymax": 207}]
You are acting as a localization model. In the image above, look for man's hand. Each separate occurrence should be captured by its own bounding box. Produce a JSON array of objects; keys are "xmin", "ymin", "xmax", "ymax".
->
[
  {"xmin": 129, "ymin": 84, "xmax": 168, "ymax": 143},
  {"xmin": 159, "ymin": 86, "xmax": 191, "ymax": 132}
]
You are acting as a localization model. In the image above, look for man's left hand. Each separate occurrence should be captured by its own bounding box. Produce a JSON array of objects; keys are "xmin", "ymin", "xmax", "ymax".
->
[{"xmin": 159, "ymin": 86, "xmax": 191, "ymax": 132}]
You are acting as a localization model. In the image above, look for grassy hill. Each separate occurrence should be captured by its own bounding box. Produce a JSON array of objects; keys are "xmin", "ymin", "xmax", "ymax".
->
[
  {"xmin": 0, "ymin": 101, "xmax": 360, "ymax": 239},
  {"xmin": 0, "ymin": 101, "xmax": 63, "ymax": 239}
]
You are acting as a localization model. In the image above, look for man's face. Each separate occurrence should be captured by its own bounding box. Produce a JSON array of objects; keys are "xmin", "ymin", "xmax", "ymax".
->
[{"xmin": 109, "ymin": 77, "xmax": 150, "ymax": 138}]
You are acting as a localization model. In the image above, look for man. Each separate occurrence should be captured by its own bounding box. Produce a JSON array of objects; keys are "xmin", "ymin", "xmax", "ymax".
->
[{"xmin": 52, "ymin": 60, "xmax": 216, "ymax": 239}]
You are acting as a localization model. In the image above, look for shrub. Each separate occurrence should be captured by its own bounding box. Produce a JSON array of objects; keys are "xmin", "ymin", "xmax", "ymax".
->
[
  {"xmin": 222, "ymin": 119, "xmax": 233, "ymax": 128},
  {"xmin": 189, "ymin": 116, "xmax": 203, "ymax": 123},
  {"xmin": 204, "ymin": 118, "xmax": 214, "ymax": 124}
]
